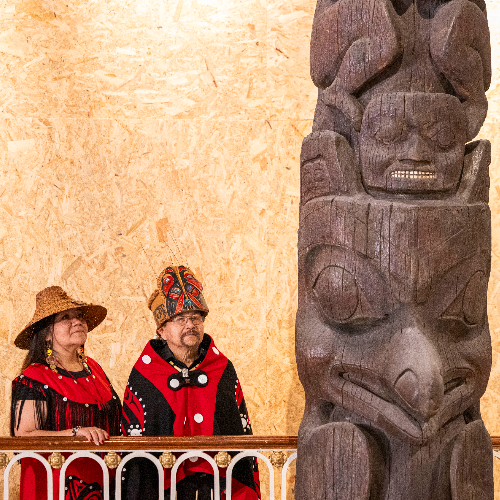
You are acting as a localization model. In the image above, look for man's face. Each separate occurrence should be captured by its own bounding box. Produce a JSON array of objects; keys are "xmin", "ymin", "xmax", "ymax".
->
[
  {"xmin": 296, "ymin": 198, "xmax": 491, "ymax": 444},
  {"xmin": 157, "ymin": 311, "xmax": 205, "ymax": 351},
  {"xmin": 360, "ymin": 92, "xmax": 467, "ymax": 196}
]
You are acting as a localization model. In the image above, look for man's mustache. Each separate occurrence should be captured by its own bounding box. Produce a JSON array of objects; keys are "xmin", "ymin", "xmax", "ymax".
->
[{"xmin": 181, "ymin": 329, "xmax": 200, "ymax": 338}]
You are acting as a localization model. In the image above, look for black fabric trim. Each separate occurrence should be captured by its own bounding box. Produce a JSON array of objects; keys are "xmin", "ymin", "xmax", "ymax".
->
[
  {"xmin": 213, "ymin": 361, "xmax": 245, "ymax": 435},
  {"xmin": 66, "ymin": 474, "xmax": 103, "ymax": 500},
  {"xmin": 213, "ymin": 361, "xmax": 257, "ymax": 492},
  {"xmin": 57, "ymin": 368, "xmax": 90, "ymax": 379},
  {"xmin": 122, "ymin": 367, "xmax": 176, "ymax": 436},
  {"xmin": 13, "ymin": 383, "xmax": 45, "ymax": 401},
  {"xmin": 167, "ymin": 370, "xmax": 209, "ymax": 391}
]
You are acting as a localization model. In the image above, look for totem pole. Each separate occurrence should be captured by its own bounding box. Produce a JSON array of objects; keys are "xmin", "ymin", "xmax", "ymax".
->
[{"xmin": 295, "ymin": 0, "xmax": 494, "ymax": 498}]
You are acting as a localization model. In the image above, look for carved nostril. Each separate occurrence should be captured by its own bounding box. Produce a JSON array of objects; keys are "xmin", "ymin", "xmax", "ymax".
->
[
  {"xmin": 394, "ymin": 367, "xmax": 443, "ymax": 421},
  {"xmin": 394, "ymin": 369, "xmax": 419, "ymax": 408}
]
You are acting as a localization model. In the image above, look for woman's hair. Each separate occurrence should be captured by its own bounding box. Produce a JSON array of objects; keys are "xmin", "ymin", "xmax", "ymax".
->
[{"xmin": 20, "ymin": 315, "xmax": 54, "ymax": 374}]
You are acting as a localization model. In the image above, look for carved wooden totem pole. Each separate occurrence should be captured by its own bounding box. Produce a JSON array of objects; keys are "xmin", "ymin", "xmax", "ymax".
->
[{"xmin": 295, "ymin": 0, "xmax": 494, "ymax": 499}]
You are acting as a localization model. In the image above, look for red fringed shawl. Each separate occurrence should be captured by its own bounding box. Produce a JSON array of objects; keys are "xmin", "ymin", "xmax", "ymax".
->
[{"xmin": 11, "ymin": 358, "xmax": 122, "ymax": 500}]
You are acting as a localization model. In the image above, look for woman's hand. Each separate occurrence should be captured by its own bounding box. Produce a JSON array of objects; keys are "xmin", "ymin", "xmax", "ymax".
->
[{"xmin": 75, "ymin": 426, "xmax": 109, "ymax": 445}]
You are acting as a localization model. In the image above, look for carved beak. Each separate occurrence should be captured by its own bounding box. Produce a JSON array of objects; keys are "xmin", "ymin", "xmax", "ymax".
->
[{"xmin": 387, "ymin": 326, "xmax": 444, "ymax": 423}]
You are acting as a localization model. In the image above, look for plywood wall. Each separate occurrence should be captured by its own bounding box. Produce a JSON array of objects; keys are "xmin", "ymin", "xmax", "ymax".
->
[
  {"xmin": 0, "ymin": 0, "xmax": 315, "ymax": 439},
  {"xmin": 0, "ymin": 0, "xmax": 500, "ymax": 492}
]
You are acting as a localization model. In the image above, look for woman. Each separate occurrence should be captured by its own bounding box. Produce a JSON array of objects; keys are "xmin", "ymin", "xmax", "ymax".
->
[{"xmin": 11, "ymin": 286, "xmax": 122, "ymax": 500}]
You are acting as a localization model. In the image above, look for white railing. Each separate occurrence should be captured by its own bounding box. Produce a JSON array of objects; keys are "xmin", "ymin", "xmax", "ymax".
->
[{"xmin": 0, "ymin": 436, "xmax": 297, "ymax": 500}]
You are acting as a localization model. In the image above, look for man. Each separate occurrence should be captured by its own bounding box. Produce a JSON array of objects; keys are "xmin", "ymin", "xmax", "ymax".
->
[{"xmin": 122, "ymin": 265, "xmax": 259, "ymax": 500}]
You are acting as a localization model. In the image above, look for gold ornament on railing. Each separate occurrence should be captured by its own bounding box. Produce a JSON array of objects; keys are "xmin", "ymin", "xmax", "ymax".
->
[
  {"xmin": 48, "ymin": 452, "xmax": 65, "ymax": 469},
  {"xmin": 214, "ymin": 451, "xmax": 231, "ymax": 468},
  {"xmin": 0, "ymin": 453, "xmax": 8, "ymax": 469},
  {"xmin": 104, "ymin": 451, "xmax": 121, "ymax": 469},
  {"xmin": 269, "ymin": 451, "xmax": 287, "ymax": 468},
  {"xmin": 159, "ymin": 451, "xmax": 177, "ymax": 468}
]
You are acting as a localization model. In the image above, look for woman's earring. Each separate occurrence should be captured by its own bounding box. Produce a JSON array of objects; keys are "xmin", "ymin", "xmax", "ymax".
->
[
  {"xmin": 77, "ymin": 345, "xmax": 90, "ymax": 373},
  {"xmin": 45, "ymin": 340, "xmax": 57, "ymax": 374}
]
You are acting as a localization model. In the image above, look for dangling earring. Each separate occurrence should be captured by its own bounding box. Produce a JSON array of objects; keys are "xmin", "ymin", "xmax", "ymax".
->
[
  {"xmin": 77, "ymin": 345, "xmax": 90, "ymax": 373},
  {"xmin": 45, "ymin": 340, "xmax": 57, "ymax": 374}
]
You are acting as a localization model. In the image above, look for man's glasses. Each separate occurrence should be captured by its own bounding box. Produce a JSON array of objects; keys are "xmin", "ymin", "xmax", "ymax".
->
[{"xmin": 169, "ymin": 314, "xmax": 204, "ymax": 326}]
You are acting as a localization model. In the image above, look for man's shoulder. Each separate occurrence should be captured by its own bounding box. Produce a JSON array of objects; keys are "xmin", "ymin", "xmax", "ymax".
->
[{"xmin": 201, "ymin": 333, "xmax": 231, "ymax": 362}]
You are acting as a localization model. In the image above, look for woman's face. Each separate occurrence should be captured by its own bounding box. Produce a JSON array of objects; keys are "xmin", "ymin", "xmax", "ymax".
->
[{"xmin": 47, "ymin": 308, "xmax": 88, "ymax": 352}]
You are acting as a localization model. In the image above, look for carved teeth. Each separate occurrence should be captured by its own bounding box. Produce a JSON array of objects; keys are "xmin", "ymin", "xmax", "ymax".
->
[{"xmin": 391, "ymin": 170, "xmax": 436, "ymax": 179}]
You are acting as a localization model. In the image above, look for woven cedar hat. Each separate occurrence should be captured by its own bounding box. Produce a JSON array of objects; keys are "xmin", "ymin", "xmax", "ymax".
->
[
  {"xmin": 14, "ymin": 286, "xmax": 107, "ymax": 350},
  {"xmin": 148, "ymin": 265, "xmax": 209, "ymax": 328}
]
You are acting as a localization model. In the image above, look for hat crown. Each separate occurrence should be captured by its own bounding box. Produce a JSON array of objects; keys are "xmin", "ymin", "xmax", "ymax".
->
[
  {"xmin": 34, "ymin": 286, "xmax": 85, "ymax": 315},
  {"xmin": 14, "ymin": 286, "xmax": 106, "ymax": 350},
  {"xmin": 37, "ymin": 286, "xmax": 73, "ymax": 306},
  {"xmin": 149, "ymin": 265, "xmax": 209, "ymax": 328}
]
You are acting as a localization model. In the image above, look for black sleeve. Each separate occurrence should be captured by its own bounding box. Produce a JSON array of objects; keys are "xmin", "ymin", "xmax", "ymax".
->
[
  {"xmin": 213, "ymin": 361, "xmax": 243, "ymax": 435},
  {"xmin": 213, "ymin": 361, "xmax": 253, "ymax": 435},
  {"xmin": 121, "ymin": 368, "xmax": 177, "ymax": 500},
  {"xmin": 10, "ymin": 376, "xmax": 48, "ymax": 436},
  {"xmin": 213, "ymin": 361, "xmax": 258, "ymax": 493}
]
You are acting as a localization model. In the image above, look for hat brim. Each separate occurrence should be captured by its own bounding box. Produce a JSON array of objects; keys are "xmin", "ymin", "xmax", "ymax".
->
[{"xmin": 14, "ymin": 304, "xmax": 107, "ymax": 350}]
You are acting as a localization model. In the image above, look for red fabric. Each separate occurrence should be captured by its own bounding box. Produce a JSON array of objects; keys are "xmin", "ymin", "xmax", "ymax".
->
[
  {"xmin": 20, "ymin": 455, "xmax": 107, "ymax": 500},
  {"xmin": 134, "ymin": 339, "xmax": 227, "ymax": 437},
  {"xmin": 121, "ymin": 337, "xmax": 260, "ymax": 500},
  {"xmin": 14, "ymin": 359, "xmax": 120, "ymax": 500},
  {"xmin": 124, "ymin": 337, "xmax": 230, "ymax": 487},
  {"xmin": 23, "ymin": 359, "xmax": 113, "ymax": 406}
]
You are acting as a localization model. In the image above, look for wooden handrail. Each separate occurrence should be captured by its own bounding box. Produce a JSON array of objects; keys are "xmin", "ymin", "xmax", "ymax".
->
[
  {"xmin": 0, "ymin": 435, "xmax": 499, "ymax": 451},
  {"xmin": 0, "ymin": 435, "xmax": 298, "ymax": 451}
]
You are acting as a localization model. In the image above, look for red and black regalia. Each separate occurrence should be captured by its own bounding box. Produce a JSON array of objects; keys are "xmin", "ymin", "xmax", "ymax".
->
[
  {"xmin": 121, "ymin": 334, "xmax": 260, "ymax": 500},
  {"xmin": 11, "ymin": 357, "xmax": 122, "ymax": 500}
]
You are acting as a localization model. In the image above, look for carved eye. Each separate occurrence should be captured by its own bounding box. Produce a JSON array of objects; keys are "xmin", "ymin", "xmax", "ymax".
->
[
  {"xmin": 372, "ymin": 119, "xmax": 407, "ymax": 145},
  {"xmin": 425, "ymin": 123, "xmax": 456, "ymax": 149},
  {"xmin": 313, "ymin": 266, "xmax": 359, "ymax": 322},
  {"xmin": 306, "ymin": 246, "xmax": 391, "ymax": 327},
  {"xmin": 441, "ymin": 271, "xmax": 488, "ymax": 326}
]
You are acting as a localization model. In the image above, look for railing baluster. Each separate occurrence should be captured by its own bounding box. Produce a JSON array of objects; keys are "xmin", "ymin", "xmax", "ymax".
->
[
  {"xmin": 225, "ymin": 450, "xmax": 275, "ymax": 500},
  {"xmin": 115, "ymin": 451, "xmax": 165, "ymax": 500},
  {"xmin": 280, "ymin": 452, "xmax": 297, "ymax": 500},
  {"xmin": 58, "ymin": 451, "xmax": 110, "ymax": 500},
  {"xmin": 3, "ymin": 452, "xmax": 53, "ymax": 500},
  {"xmin": 171, "ymin": 451, "xmax": 220, "ymax": 500}
]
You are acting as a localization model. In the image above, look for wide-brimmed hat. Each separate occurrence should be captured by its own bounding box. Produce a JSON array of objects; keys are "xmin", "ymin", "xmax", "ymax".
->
[
  {"xmin": 14, "ymin": 286, "xmax": 107, "ymax": 350},
  {"xmin": 148, "ymin": 265, "xmax": 209, "ymax": 328}
]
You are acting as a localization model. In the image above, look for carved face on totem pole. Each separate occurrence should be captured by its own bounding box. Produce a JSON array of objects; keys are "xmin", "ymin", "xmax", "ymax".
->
[
  {"xmin": 359, "ymin": 93, "xmax": 467, "ymax": 196},
  {"xmin": 297, "ymin": 195, "xmax": 491, "ymax": 444}
]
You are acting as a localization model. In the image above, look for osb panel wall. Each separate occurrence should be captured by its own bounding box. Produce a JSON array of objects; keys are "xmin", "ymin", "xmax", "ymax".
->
[
  {"xmin": 0, "ymin": 0, "xmax": 499, "ymax": 491},
  {"xmin": 0, "ymin": 0, "xmax": 314, "ymax": 439}
]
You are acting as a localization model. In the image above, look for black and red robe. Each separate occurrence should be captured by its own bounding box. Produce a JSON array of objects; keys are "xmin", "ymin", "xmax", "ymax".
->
[
  {"xmin": 121, "ymin": 334, "xmax": 260, "ymax": 500},
  {"xmin": 11, "ymin": 358, "xmax": 122, "ymax": 500}
]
